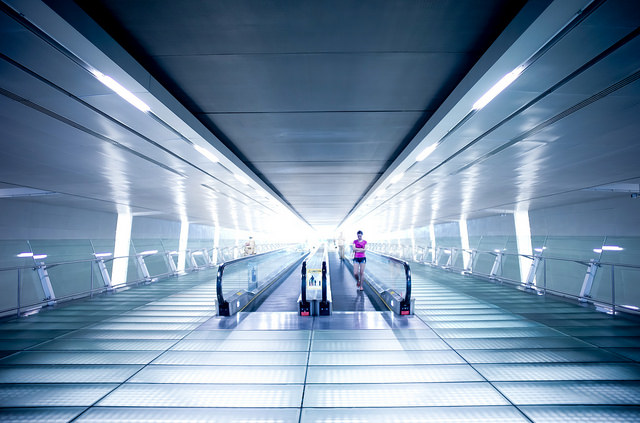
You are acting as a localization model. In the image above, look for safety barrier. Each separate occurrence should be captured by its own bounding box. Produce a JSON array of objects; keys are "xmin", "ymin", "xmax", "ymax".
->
[
  {"xmin": 370, "ymin": 242, "xmax": 640, "ymax": 315},
  {"xmin": 217, "ymin": 246, "xmax": 307, "ymax": 316},
  {"xmin": 299, "ymin": 244, "xmax": 331, "ymax": 316}
]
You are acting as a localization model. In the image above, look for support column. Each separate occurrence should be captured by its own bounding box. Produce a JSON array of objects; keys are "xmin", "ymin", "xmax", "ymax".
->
[
  {"xmin": 579, "ymin": 259, "xmax": 599, "ymax": 302},
  {"xmin": 177, "ymin": 219, "xmax": 189, "ymax": 273},
  {"xmin": 111, "ymin": 212, "xmax": 132, "ymax": 286},
  {"xmin": 35, "ymin": 262, "xmax": 56, "ymax": 306}
]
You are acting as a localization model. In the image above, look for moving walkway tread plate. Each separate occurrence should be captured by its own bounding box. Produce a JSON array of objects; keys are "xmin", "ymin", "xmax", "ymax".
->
[
  {"xmin": 170, "ymin": 339, "xmax": 310, "ymax": 351},
  {"xmin": 130, "ymin": 364, "xmax": 306, "ymax": 384},
  {"xmin": 433, "ymin": 327, "xmax": 567, "ymax": 339},
  {"xmin": 98, "ymin": 383, "xmax": 304, "ymax": 407},
  {"xmin": 185, "ymin": 329, "xmax": 311, "ymax": 340},
  {"xmin": 520, "ymin": 405, "xmax": 640, "ymax": 422},
  {"xmin": 58, "ymin": 329, "xmax": 190, "ymax": 340},
  {"xmin": 445, "ymin": 337, "xmax": 592, "ymax": 350},
  {"xmin": 0, "ymin": 364, "xmax": 143, "ymax": 383},
  {"xmin": 0, "ymin": 384, "xmax": 118, "ymax": 407},
  {"xmin": 457, "ymin": 348, "xmax": 631, "ymax": 363},
  {"xmin": 76, "ymin": 407, "xmax": 300, "ymax": 422},
  {"xmin": 306, "ymin": 364, "xmax": 484, "ymax": 383},
  {"xmin": 0, "ymin": 350, "xmax": 162, "ymax": 365},
  {"xmin": 474, "ymin": 362, "xmax": 640, "ymax": 381},
  {"xmin": 300, "ymin": 406, "xmax": 530, "ymax": 422},
  {"xmin": 302, "ymin": 382, "xmax": 509, "ymax": 407},
  {"xmin": 494, "ymin": 381, "xmax": 640, "ymax": 405},
  {"xmin": 310, "ymin": 338, "xmax": 451, "ymax": 351},
  {"xmin": 309, "ymin": 350, "xmax": 466, "ymax": 365},
  {"xmin": 29, "ymin": 339, "xmax": 178, "ymax": 351},
  {"xmin": 312, "ymin": 328, "xmax": 439, "ymax": 339},
  {"xmin": 0, "ymin": 407, "xmax": 84, "ymax": 423},
  {"xmin": 153, "ymin": 350, "xmax": 309, "ymax": 366}
]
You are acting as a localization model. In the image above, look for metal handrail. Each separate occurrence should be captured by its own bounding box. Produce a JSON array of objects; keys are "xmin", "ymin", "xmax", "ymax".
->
[
  {"xmin": 299, "ymin": 245, "xmax": 321, "ymax": 307},
  {"xmin": 367, "ymin": 250, "xmax": 412, "ymax": 314},
  {"xmin": 409, "ymin": 243, "xmax": 640, "ymax": 315},
  {"xmin": 377, "ymin": 242, "xmax": 640, "ymax": 271},
  {"xmin": 0, "ymin": 248, "xmax": 208, "ymax": 318},
  {"xmin": 321, "ymin": 260, "xmax": 328, "ymax": 304},
  {"xmin": 216, "ymin": 247, "xmax": 289, "ymax": 315},
  {"xmin": 300, "ymin": 261, "xmax": 308, "ymax": 305}
]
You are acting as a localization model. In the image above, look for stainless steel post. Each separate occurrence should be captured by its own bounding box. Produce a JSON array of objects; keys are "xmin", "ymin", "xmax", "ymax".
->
[
  {"xmin": 543, "ymin": 258, "xmax": 547, "ymax": 295},
  {"xmin": 611, "ymin": 265, "xmax": 616, "ymax": 315},
  {"xmin": 17, "ymin": 268, "xmax": 21, "ymax": 318},
  {"xmin": 90, "ymin": 261, "xmax": 94, "ymax": 298}
]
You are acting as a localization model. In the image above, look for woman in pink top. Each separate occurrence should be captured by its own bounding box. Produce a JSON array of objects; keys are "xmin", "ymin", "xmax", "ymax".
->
[{"xmin": 352, "ymin": 230, "xmax": 367, "ymax": 290}]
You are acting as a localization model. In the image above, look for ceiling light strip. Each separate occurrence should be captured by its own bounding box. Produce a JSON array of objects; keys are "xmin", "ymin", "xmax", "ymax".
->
[
  {"xmin": 349, "ymin": 0, "xmax": 615, "ymax": 224},
  {"xmin": 0, "ymin": 2, "xmax": 272, "ymax": 206}
]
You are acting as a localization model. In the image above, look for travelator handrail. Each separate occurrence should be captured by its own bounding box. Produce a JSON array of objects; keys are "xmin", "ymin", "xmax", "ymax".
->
[
  {"xmin": 217, "ymin": 246, "xmax": 307, "ymax": 316},
  {"xmin": 366, "ymin": 250, "xmax": 413, "ymax": 315}
]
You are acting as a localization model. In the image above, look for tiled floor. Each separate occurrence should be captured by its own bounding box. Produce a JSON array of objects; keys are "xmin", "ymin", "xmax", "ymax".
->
[{"xmin": 0, "ymin": 263, "xmax": 639, "ymax": 422}]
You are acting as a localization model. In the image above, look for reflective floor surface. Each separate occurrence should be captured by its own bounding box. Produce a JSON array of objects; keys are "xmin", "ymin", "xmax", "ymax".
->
[{"xmin": 0, "ymin": 264, "xmax": 639, "ymax": 422}]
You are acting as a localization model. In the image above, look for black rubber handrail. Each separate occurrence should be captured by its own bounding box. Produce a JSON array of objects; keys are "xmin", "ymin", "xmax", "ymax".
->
[
  {"xmin": 321, "ymin": 260, "xmax": 327, "ymax": 303},
  {"xmin": 300, "ymin": 261, "xmax": 308, "ymax": 304},
  {"xmin": 367, "ymin": 250, "xmax": 412, "ymax": 314},
  {"xmin": 216, "ymin": 248, "xmax": 288, "ymax": 314}
]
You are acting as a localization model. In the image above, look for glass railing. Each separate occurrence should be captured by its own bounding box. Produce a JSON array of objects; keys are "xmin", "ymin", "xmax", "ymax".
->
[
  {"xmin": 376, "ymin": 242, "xmax": 640, "ymax": 316},
  {"xmin": 216, "ymin": 245, "xmax": 307, "ymax": 316},
  {"xmin": 0, "ymin": 247, "xmax": 213, "ymax": 318},
  {"xmin": 344, "ymin": 249, "xmax": 413, "ymax": 315}
]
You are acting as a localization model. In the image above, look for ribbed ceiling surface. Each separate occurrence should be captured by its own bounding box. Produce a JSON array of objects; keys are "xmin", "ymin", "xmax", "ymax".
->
[
  {"xmin": 1, "ymin": 0, "xmax": 639, "ymax": 236},
  {"xmin": 72, "ymin": 0, "xmax": 526, "ymax": 228}
]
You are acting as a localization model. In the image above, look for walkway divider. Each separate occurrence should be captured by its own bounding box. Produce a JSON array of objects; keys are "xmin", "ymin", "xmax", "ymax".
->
[
  {"xmin": 298, "ymin": 244, "xmax": 332, "ymax": 316},
  {"xmin": 344, "ymin": 250, "xmax": 414, "ymax": 315},
  {"xmin": 216, "ymin": 246, "xmax": 307, "ymax": 316}
]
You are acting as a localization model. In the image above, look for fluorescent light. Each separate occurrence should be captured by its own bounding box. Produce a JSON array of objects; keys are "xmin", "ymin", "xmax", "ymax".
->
[
  {"xmin": 622, "ymin": 305, "xmax": 639, "ymax": 311},
  {"xmin": 234, "ymin": 174, "xmax": 249, "ymax": 184},
  {"xmin": 602, "ymin": 245, "xmax": 623, "ymax": 251},
  {"xmin": 194, "ymin": 145, "xmax": 219, "ymax": 163},
  {"xmin": 17, "ymin": 252, "xmax": 33, "ymax": 257},
  {"xmin": 33, "ymin": 254, "xmax": 47, "ymax": 260},
  {"xmin": 593, "ymin": 249, "xmax": 602, "ymax": 253},
  {"xmin": 472, "ymin": 66, "xmax": 524, "ymax": 111},
  {"xmin": 91, "ymin": 70, "xmax": 151, "ymax": 112},
  {"xmin": 94, "ymin": 252, "xmax": 112, "ymax": 258},
  {"xmin": 139, "ymin": 250, "xmax": 158, "ymax": 256},
  {"xmin": 390, "ymin": 172, "xmax": 404, "ymax": 184},
  {"xmin": 416, "ymin": 143, "xmax": 438, "ymax": 161}
]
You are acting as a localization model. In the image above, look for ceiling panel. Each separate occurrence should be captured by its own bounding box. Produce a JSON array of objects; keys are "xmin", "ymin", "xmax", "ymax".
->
[{"xmin": 68, "ymin": 0, "xmax": 526, "ymax": 229}]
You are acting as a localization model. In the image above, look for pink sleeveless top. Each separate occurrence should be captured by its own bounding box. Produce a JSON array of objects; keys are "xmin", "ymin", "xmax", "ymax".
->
[{"xmin": 353, "ymin": 240, "xmax": 366, "ymax": 258}]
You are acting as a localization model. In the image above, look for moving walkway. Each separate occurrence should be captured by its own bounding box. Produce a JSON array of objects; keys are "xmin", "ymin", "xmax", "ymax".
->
[{"xmin": 216, "ymin": 244, "xmax": 414, "ymax": 316}]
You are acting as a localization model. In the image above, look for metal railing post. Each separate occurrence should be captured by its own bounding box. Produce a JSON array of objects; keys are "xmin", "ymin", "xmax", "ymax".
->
[
  {"xmin": 90, "ymin": 260, "xmax": 94, "ymax": 298},
  {"xmin": 611, "ymin": 265, "xmax": 616, "ymax": 315},
  {"xmin": 16, "ymin": 268, "xmax": 21, "ymax": 318},
  {"xmin": 543, "ymin": 258, "xmax": 547, "ymax": 295}
]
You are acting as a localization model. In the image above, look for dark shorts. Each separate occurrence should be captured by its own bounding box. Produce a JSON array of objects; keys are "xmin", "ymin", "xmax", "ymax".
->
[{"xmin": 353, "ymin": 257, "xmax": 366, "ymax": 263}]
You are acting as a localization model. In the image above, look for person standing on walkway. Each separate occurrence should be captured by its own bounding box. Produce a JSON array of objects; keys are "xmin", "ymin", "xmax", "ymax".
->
[
  {"xmin": 352, "ymin": 230, "xmax": 367, "ymax": 290},
  {"xmin": 336, "ymin": 232, "xmax": 345, "ymax": 260}
]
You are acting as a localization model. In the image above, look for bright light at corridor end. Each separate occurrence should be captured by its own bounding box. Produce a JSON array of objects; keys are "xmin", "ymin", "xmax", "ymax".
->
[
  {"xmin": 472, "ymin": 66, "xmax": 524, "ymax": 111},
  {"xmin": 91, "ymin": 70, "xmax": 151, "ymax": 112}
]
